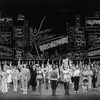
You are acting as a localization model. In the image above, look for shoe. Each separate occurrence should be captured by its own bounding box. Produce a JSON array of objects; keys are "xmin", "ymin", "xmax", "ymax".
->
[
  {"xmin": 74, "ymin": 91, "xmax": 76, "ymax": 93},
  {"xmin": 67, "ymin": 93, "xmax": 70, "ymax": 95}
]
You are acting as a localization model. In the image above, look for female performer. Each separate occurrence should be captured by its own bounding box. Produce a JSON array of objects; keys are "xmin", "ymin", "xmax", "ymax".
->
[
  {"xmin": 11, "ymin": 65, "xmax": 19, "ymax": 92},
  {"xmin": 62, "ymin": 64, "xmax": 71, "ymax": 95},
  {"xmin": 1, "ymin": 66, "xmax": 8, "ymax": 94},
  {"xmin": 36, "ymin": 64, "xmax": 44, "ymax": 95},
  {"xmin": 50, "ymin": 64, "xmax": 59, "ymax": 96}
]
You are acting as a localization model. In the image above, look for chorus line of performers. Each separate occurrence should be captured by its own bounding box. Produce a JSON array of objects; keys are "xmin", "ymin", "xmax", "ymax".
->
[{"xmin": 0, "ymin": 58, "xmax": 100, "ymax": 96}]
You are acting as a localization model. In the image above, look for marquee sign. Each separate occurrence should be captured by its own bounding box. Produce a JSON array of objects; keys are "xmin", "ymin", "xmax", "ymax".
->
[
  {"xmin": 86, "ymin": 17, "xmax": 100, "ymax": 30},
  {"xmin": 0, "ymin": 17, "xmax": 13, "ymax": 27},
  {"xmin": 13, "ymin": 26, "xmax": 24, "ymax": 39},
  {"xmin": 39, "ymin": 36, "xmax": 68, "ymax": 51}
]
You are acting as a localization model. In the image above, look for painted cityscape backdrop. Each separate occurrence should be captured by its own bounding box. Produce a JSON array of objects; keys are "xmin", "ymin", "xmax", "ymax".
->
[{"xmin": 0, "ymin": 10, "xmax": 100, "ymax": 61}]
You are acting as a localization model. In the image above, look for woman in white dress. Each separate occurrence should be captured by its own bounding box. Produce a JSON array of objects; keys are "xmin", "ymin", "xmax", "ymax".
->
[
  {"xmin": 1, "ymin": 66, "xmax": 8, "ymax": 94},
  {"xmin": 87, "ymin": 64, "xmax": 93, "ymax": 91},
  {"xmin": 11, "ymin": 65, "xmax": 19, "ymax": 92},
  {"xmin": 6, "ymin": 65, "xmax": 12, "ymax": 90},
  {"xmin": 0, "ymin": 62, "xmax": 2, "ymax": 92}
]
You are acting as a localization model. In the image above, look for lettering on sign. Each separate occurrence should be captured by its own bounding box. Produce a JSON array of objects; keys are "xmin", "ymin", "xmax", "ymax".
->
[
  {"xmin": 75, "ymin": 38, "xmax": 86, "ymax": 47},
  {"xmin": 0, "ymin": 45, "xmax": 13, "ymax": 59},
  {"xmin": 0, "ymin": 28, "xmax": 11, "ymax": 43},
  {"xmin": 74, "ymin": 52, "xmax": 85, "ymax": 60},
  {"xmin": 87, "ymin": 49, "xmax": 100, "ymax": 57},
  {"xmin": 89, "ymin": 33, "xmax": 100, "ymax": 45},
  {"xmin": 89, "ymin": 44, "xmax": 100, "ymax": 50},
  {"xmin": 13, "ymin": 48, "xmax": 24, "ymax": 60},
  {"xmin": 74, "ymin": 27, "xmax": 84, "ymax": 38},
  {"xmin": 86, "ymin": 17, "xmax": 100, "ymax": 30},
  {"xmin": 39, "ymin": 36, "xmax": 68, "ymax": 51},
  {"xmin": 0, "ymin": 17, "xmax": 13, "ymax": 27},
  {"xmin": 15, "ymin": 40, "xmax": 26, "ymax": 48},
  {"xmin": 13, "ymin": 26, "xmax": 24, "ymax": 39},
  {"xmin": 0, "ymin": 45, "xmax": 12, "ymax": 52}
]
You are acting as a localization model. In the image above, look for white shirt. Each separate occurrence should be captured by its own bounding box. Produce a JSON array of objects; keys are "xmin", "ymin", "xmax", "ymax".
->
[{"xmin": 74, "ymin": 69, "xmax": 80, "ymax": 76}]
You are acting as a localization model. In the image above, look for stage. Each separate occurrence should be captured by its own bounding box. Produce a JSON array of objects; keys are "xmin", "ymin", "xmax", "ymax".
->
[{"xmin": 0, "ymin": 84, "xmax": 100, "ymax": 100}]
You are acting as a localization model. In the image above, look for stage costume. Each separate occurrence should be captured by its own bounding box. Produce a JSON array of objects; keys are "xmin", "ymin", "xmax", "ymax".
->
[
  {"xmin": 30, "ymin": 65, "xmax": 37, "ymax": 91},
  {"xmin": 50, "ymin": 67, "xmax": 59, "ymax": 96},
  {"xmin": 73, "ymin": 67, "xmax": 80, "ymax": 92},
  {"xmin": 1, "ymin": 71, "xmax": 8, "ymax": 94},
  {"xmin": 21, "ymin": 66, "xmax": 30, "ymax": 94},
  {"xmin": 82, "ymin": 70, "xmax": 89, "ymax": 93},
  {"xmin": 62, "ymin": 68, "xmax": 71, "ymax": 95},
  {"xmin": 11, "ymin": 67, "xmax": 19, "ymax": 92},
  {"xmin": 36, "ymin": 66, "xmax": 44, "ymax": 95}
]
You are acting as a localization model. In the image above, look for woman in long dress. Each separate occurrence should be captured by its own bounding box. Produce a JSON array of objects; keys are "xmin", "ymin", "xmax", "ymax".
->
[
  {"xmin": 0, "ymin": 62, "xmax": 2, "ymax": 92},
  {"xmin": 6, "ymin": 65, "xmax": 12, "ymax": 90},
  {"xmin": 1, "ymin": 66, "xmax": 8, "ymax": 94},
  {"xmin": 87, "ymin": 64, "xmax": 93, "ymax": 91},
  {"xmin": 36, "ymin": 64, "xmax": 44, "ymax": 95}
]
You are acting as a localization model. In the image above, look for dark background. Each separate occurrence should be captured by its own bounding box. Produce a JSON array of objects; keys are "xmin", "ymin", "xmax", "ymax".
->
[{"xmin": 0, "ymin": 0, "xmax": 100, "ymax": 61}]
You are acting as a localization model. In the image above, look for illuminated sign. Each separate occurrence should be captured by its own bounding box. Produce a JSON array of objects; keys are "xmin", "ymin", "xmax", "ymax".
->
[
  {"xmin": 0, "ymin": 17, "xmax": 13, "ymax": 27},
  {"xmin": 75, "ymin": 38, "xmax": 86, "ymax": 47},
  {"xmin": 0, "ymin": 45, "xmax": 13, "ymax": 59},
  {"xmin": 74, "ymin": 27, "xmax": 84, "ymax": 38},
  {"xmin": 87, "ymin": 49, "xmax": 100, "ymax": 56},
  {"xmin": 13, "ymin": 26, "xmax": 24, "ymax": 39},
  {"xmin": 15, "ymin": 40, "xmax": 26, "ymax": 48},
  {"xmin": 13, "ymin": 48, "xmax": 24, "ymax": 60},
  {"xmin": 89, "ymin": 32, "xmax": 100, "ymax": 45},
  {"xmin": 39, "ymin": 36, "xmax": 68, "ymax": 51},
  {"xmin": 0, "ymin": 28, "xmax": 11, "ymax": 43},
  {"xmin": 74, "ymin": 51, "xmax": 85, "ymax": 60},
  {"xmin": 86, "ymin": 17, "xmax": 100, "ymax": 30}
]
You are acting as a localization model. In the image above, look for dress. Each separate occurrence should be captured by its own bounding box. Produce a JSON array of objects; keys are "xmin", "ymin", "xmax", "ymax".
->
[
  {"xmin": 97, "ymin": 70, "xmax": 100, "ymax": 86},
  {"xmin": 0, "ymin": 70, "xmax": 2, "ymax": 91},
  {"xmin": 88, "ymin": 70, "xmax": 93, "ymax": 89},
  {"xmin": 6, "ymin": 69, "xmax": 12, "ymax": 83},
  {"xmin": 1, "ymin": 71, "xmax": 8, "ymax": 93}
]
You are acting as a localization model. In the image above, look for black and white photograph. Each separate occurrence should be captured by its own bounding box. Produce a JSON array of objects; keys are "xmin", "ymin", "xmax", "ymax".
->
[{"xmin": 0, "ymin": 0, "xmax": 100, "ymax": 100}]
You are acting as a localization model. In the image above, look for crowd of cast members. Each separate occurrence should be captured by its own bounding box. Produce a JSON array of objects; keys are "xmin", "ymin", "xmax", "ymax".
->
[{"xmin": 0, "ymin": 58, "xmax": 100, "ymax": 96}]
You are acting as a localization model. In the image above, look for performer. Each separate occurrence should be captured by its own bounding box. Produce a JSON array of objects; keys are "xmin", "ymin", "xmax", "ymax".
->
[
  {"xmin": 92, "ymin": 63, "xmax": 97, "ymax": 90},
  {"xmin": 82, "ymin": 66, "xmax": 89, "ymax": 93},
  {"xmin": 0, "ymin": 62, "xmax": 2, "ymax": 92},
  {"xmin": 11, "ymin": 65, "xmax": 19, "ymax": 92},
  {"xmin": 6, "ymin": 63, "xmax": 12, "ymax": 90},
  {"xmin": 30, "ymin": 61, "xmax": 37, "ymax": 91},
  {"xmin": 73, "ymin": 63, "xmax": 80, "ymax": 93},
  {"xmin": 45, "ymin": 63, "xmax": 50, "ymax": 89},
  {"xmin": 62, "ymin": 64, "xmax": 71, "ymax": 95},
  {"xmin": 87, "ymin": 64, "xmax": 93, "ymax": 91},
  {"xmin": 1, "ymin": 66, "xmax": 8, "ymax": 94},
  {"xmin": 36, "ymin": 64, "xmax": 44, "ymax": 95},
  {"xmin": 21, "ymin": 63, "xmax": 30, "ymax": 94},
  {"xmin": 50, "ymin": 64, "xmax": 59, "ymax": 96}
]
